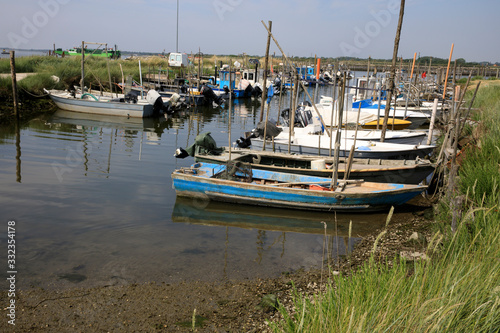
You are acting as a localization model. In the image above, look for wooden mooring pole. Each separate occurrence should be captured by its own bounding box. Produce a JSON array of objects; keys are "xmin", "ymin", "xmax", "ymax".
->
[
  {"xmin": 380, "ymin": 0, "xmax": 405, "ymax": 142},
  {"xmin": 10, "ymin": 51, "xmax": 19, "ymax": 118},
  {"xmin": 259, "ymin": 20, "xmax": 272, "ymax": 122}
]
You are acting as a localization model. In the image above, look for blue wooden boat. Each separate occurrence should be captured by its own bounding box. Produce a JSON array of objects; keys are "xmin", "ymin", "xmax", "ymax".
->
[{"xmin": 171, "ymin": 162, "xmax": 427, "ymax": 212}]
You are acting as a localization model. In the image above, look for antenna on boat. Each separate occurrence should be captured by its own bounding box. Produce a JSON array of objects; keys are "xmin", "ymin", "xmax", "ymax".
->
[{"xmin": 176, "ymin": 0, "xmax": 179, "ymax": 53}]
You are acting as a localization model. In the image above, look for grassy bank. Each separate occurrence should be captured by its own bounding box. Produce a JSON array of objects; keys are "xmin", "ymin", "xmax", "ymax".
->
[
  {"xmin": 270, "ymin": 83, "xmax": 500, "ymax": 332},
  {"xmin": 0, "ymin": 55, "xmax": 169, "ymax": 122}
]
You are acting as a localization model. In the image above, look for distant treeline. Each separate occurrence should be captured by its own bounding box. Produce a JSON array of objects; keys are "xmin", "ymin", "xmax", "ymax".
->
[
  {"xmin": 4, "ymin": 49, "xmax": 497, "ymax": 67},
  {"xmin": 311, "ymin": 56, "xmax": 498, "ymax": 67}
]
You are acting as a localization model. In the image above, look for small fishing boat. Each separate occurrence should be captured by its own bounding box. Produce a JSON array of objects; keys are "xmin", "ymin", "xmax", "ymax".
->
[
  {"xmin": 44, "ymin": 88, "xmax": 179, "ymax": 118},
  {"xmin": 242, "ymin": 120, "xmax": 434, "ymax": 160},
  {"xmin": 210, "ymin": 69, "xmax": 253, "ymax": 98},
  {"xmin": 171, "ymin": 162, "xmax": 427, "ymax": 212},
  {"xmin": 250, "ymin": 135, "xmax": 434, "ymax": 160},
  {"xmin": 277, "ymin": 123, "xmax": 427, "ymax": 145},
  {"xmin": 306, "ymin": 96, "xmax": 413, "ymax": 130},
  {"xmin": 353, "ymin": 99, "xmax": 430, "ymax": 128},
  {"xmin": 1, "ymin": 49, "xmax": 9, "ymax": 54},
  {"xmin": 193, "ymin": 147, "xmax": 435, "ymax": 185}
]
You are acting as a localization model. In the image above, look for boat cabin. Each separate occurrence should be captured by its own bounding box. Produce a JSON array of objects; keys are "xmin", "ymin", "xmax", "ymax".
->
[
  {"xmin": 218, "ymin": 70, "xmax": 238, "ymax": 89},
  {"xmin": 242, "ymin": 69, "xmax": 257, "ymax": 85},
  {"xmin": 296, "ymin": 66, "xmax": 315, "ymax": 80}
]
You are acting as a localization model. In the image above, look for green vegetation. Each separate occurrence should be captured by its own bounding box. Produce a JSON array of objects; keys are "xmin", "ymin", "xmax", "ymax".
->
[
  {"xmin": 0, "ymin": 55, "xmax": 146, "ymax": 92},
  {"xmin": 457, "ymin": 76, "xmax": 499, "ymax": 84},
  {"xmin": 270, "ymin": 84, "xmax": 500, "ymax": 332}
]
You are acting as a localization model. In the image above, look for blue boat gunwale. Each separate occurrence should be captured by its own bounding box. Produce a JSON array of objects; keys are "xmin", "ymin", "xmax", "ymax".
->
[{"xmin": 173, "ymin": 162, "xmax": 425, "ymax": 196}]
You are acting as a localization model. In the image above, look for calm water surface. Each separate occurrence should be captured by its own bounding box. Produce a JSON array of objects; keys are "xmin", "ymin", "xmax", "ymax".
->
[{"xmin": 0, "ymin": 89, "xmax": 390, "ymax": 290}]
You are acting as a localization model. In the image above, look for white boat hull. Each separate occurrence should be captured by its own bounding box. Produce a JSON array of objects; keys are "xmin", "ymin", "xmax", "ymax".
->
[{"xmin": 45, "ymin": 89, "xmax": 162, "ymax": 118}]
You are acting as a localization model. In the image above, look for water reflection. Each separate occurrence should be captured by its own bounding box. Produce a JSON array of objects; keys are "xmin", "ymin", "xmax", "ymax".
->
[
  {"xmin": 0, "ymin": 85, "xmax": 397, "ymax": 291},
  {"xmin": 172, "ymin": 196, "xmax": 388, "ymax": 278},
  {"xmin": 15, "ymin": 119, "xmax": 21, "ymax": 183},
  {"xmin": 48, "ymin": 109, "xmax": 174, "ymax": 137}
]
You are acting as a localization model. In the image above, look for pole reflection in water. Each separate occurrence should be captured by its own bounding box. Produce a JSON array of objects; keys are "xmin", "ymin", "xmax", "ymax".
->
[
  {"xmin": 0, "ymin": 84, "xmax": 397, "ymax": 290},
  {"xmin": 15, "ymin": 119, "xmax": 21, "ymax": 183}
]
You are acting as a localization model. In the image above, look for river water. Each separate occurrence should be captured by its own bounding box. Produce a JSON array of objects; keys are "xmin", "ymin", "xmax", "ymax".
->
[{"xmin": 0, "ymin": 86, "xmax": 391, "ymax": 290}]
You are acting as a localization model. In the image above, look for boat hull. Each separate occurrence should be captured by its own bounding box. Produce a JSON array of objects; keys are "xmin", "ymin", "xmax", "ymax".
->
[
  {"xmin": 195, "ymin": 150, "xmax": 435, "ymax": 184},
  {"xmin": 361, "ymin": 119, "xmax": 411, "ymax": 130},
  {"xmin": 171, "ymin": 164, "xmax": 427, "ymax": 212},
  {"xmin": 251, "ymin": 140, "xmax": 435, "ymax": 160},
  {"xmin": 47, "ymin": 91, "xmax": 156, "ymax": 118}
]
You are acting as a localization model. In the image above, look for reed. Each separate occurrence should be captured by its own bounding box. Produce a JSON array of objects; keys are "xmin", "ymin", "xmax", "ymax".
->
[
  {"xmin": 270, "ymin": 83, "xmax": 500, "ymax": 332},
  {"xmin": 18, "ymin": 73, "xmax": 63, "ymax": 95}
]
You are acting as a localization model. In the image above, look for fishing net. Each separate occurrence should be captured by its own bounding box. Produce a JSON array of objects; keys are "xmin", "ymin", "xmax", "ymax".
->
[{"xmin": 215, "ymin": 161, "xmax": 252, "ymax": 182}]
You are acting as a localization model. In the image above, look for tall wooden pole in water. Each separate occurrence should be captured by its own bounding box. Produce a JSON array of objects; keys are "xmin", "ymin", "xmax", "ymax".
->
[
  {"xmin": 10, "ymin": 51, "xmax": 19, "ymax": 118},
  {"xmin": 260, "ymin": 21, "xmax": 272, "ymax": 122},
  {"xmin": 80, "ymin": 41, "xmax": 85, "ymax": 92},
  {"xmin": 380, "ymin": 0, "xmax": 405, "ymax": 142}
]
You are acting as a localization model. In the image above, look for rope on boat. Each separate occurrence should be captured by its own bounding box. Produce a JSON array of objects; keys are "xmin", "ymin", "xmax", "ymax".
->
[
  {"xmin": 81, "ymin": 93, "xmax": 98, "ymax": 101},
  {"xmin": 20, "ymin": 87, "xmax": 49, "ymax": 98}
]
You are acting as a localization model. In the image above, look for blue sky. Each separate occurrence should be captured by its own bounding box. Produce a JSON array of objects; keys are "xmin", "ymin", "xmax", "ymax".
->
[{"xmin": 1, "ymin": 0, "xmax": 498, "ymax": 62}]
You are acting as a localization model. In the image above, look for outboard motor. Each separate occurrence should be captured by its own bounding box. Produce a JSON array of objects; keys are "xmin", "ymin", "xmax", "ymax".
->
[
  {"xmin": 243, "ymin": 84, "xmax": 254, "ymax": 98},
  {"xmin": 222, "ymin": 85, "xmax": 235, "ymax": 99},
  {"xmin": 235, "ymin": 121, "xmax": 282, "ymax": 148},
  {"xmin": 295, "ymin": 104, "xmax": 312, "ymax": 127},
  {"xmin": 174, "ymin": 147, "xmax": 189, "ymax": 159},
  {"xmin": 280, "ymin": 108, "xmax": 292, "ymax": 126},
  {"xmin": 252, "ymin": 121, "xmax": 283, "ymax": 139},
  {"xmin": 174, "ymin": 132, "xmax": 223, "ymax": 158},
  {"xmin": 280, "ymin": 105, "xmax": 312, "ymax": 128},
  {"xmin": 273, "ymin": 76, "xmax": 283, "ymax": 93},
  {"xmin": 180, "ymin": 84, "xmax": 188, "ymax": 94},
  {"xmin": 147, "ymin": 90, "xmax": 170, "ymax": 116},
  {"xmin": 252, "ymin": 82, "xmax": 262, "ymax": 97},
  {"xmin": 235, "ymin": 136, "xmax": 252, "ymax": 148},
  {"xmin": 168, "ymin": 93, "xmax": 187, "ymax": 112},
  {"xmin": 200, "ymin": 84, "xmax": 223, "ymax": 106},
  {"xmin": 125, "ymin": 92, "xmax": 138, "ymax": 103}
]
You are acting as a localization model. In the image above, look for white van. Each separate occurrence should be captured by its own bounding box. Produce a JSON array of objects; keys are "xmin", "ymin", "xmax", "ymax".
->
[{"xmin": 168, "ymin": 53, "xmax": 188, "ymax": 67}]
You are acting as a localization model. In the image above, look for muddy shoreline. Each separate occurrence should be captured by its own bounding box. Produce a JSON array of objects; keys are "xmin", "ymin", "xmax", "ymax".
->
[
  {"xmin": 0, "ymin": 95, "xmax": 56, "ymax": 125},
  {"xmin": 1, "ymin": 197, "xmax": 435, "ymax": 332}
]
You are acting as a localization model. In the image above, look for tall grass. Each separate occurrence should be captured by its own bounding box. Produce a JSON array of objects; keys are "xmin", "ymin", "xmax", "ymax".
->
[
  {"xmin": 459, "ymin": 85, "xmax": 500, "ymax": 205},
  {"xmin": 0, "ymin": 55, "xmax": 171, "ymax": 92},
  {"xmin": 270, "ymin": 84, "xmax": 500, "ymax": 332}
]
